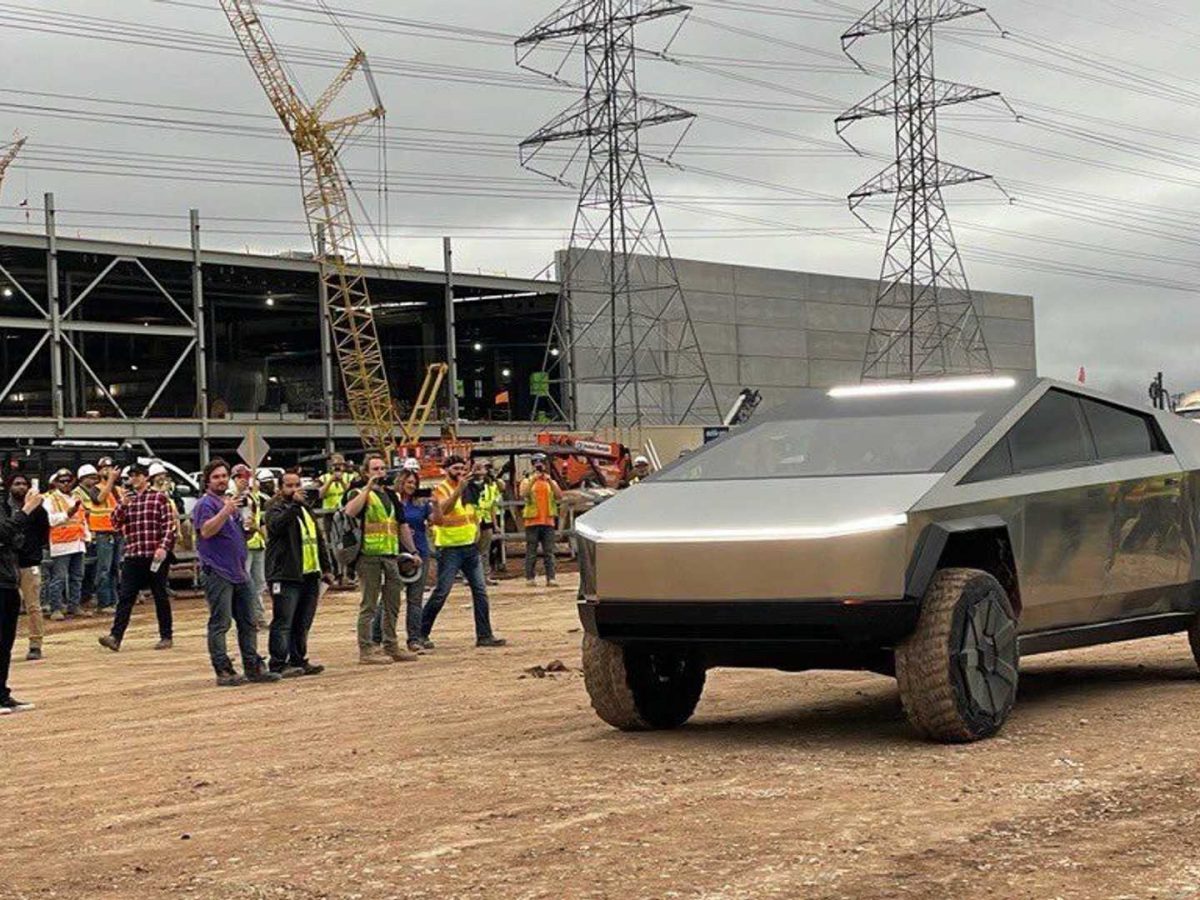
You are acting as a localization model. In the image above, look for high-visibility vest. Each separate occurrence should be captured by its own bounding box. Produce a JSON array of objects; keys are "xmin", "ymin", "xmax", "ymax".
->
[
  {"xmin": 320, "ymin": 471, "xmax": 350, "ymax": 510},
  {"xmin": 477, "ymin": 481, "xmax": 502, "ymax": 524},
  {"xmin": 299, "ymin": 507, "xmax": 321, "ymax": 575},
  {"xmin": 246, "ymin": 491, "xmax": 267, "ymax": 550},
  {"xmin": 433, "ymin": 480, "xmax": 477, "ymax": 548},
  {"xmin": 77, "ymin": 486, "xmax": 119, "ymax": 533},
  {"xmin": 361, "ymin": 490, "xmax": 399, "ymax": 556},
  {"xmin": 522, "ymin": 477, "xmax": 559, "ymax": 523},
  {"xmin": 48, "ymin": 491, "xmax": 87, "ymax": 546}
]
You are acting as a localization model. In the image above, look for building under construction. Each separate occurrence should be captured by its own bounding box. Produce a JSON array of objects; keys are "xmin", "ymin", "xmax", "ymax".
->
[{"xmin": 0, "ymin": 212, "xmax": 1036, "ymax": 468}]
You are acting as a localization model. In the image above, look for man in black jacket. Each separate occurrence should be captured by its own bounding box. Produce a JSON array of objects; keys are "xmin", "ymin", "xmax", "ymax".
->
[
  {"xmin": 1, "ymin": 479, "xmax": 43, "ymax": 714},
  {"xmin": 6, "ymin": 474, "xmax": 48, "ymax": 661},
  {"xmin": 265, "ymin": 470, "xmax": 332, "ymax": 677}
]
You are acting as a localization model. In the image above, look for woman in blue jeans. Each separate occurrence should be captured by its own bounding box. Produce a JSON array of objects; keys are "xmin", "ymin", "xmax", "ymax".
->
[{"xmin": 371, "ymin": 470, "xmax": 434, "ymax": 653}]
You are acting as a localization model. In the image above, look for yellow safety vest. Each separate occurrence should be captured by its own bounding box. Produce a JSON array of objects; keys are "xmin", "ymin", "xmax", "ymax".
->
[
  {"xmin": 246, "ymin": 491, "xmax": 268, "ymax": 550},
  {"xmin": 361, "ymin": 490, "xmax": 399, "ymax": 556},
  {"xmin": 321, "ymin": 471, "xmax": 350, "ymax": 510},
  {"xmin": 477, "ymin": 481, "xmax": 502, "ymax": 524},
  {"xmin": 433, "ymin": 479, "xmax": 477, "ymax": 548},
  {"xmin": 299, "ymin": 507, "xmax": 320, "ymax": 575}
]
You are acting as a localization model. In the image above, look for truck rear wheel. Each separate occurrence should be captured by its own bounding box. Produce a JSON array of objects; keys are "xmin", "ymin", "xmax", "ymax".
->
[
  {"xmin": 582, "ymin": 634, "xmax": 706, "ymax": 731},
  {"xmin": 895, "ymin": 568, "xmax": 1019, "ymax": 743}
]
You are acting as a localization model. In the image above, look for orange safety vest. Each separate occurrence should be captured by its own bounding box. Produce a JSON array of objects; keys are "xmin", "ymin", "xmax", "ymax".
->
[
  {"xmin": 48, "ymin": 491, "xmax": 87, "ymax": 546},
  {"xmin": 78, "ymin": 486, "xmax": 119, "ymax": 533}
]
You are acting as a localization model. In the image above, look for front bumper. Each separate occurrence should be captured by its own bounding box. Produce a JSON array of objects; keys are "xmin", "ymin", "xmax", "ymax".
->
[{"xmin": 578, "ymin": 599, "xmax": 919, "ymax": 672}]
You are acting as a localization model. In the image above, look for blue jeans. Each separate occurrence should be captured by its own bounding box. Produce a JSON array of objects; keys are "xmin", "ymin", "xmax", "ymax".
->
[
  {"xmin": 92, "ymin": 533, "xmax": 120, "ymax": 609},
  {"xmin": 245, "ymin": 548, "xmax": 267, "ymax": 622},
  {"xmin": 268, "ymin": 576, "xmax": 321, "ymax": 671},
  {"xmin": 201, "ymin": 567, "xmax": 261, "ymax": 675},
  {"xmin": 420, "ymin": 544, "xmax": 494, "ymax": 641},
  {"xmin": 47, "ymin": 552, "xmax": 84, "ymax": 614}
]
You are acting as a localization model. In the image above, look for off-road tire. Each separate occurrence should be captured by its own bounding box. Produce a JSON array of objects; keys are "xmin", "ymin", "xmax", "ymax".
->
[
  {"xmin": 582, "ymin": 634, "xmax": 706, "ymax": 731},
  {"xmin": 895, "ymin": 567, "xmax": 1019, "ymax": 743},
  {"xmin": 1186, "ymin": 616, "xmax": 1200, "ymax": 670}
]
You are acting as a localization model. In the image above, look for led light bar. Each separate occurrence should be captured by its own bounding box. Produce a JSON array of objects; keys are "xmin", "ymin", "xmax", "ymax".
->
[
  {"xmin": 576, "ymin": 514, "xmax": 907, "ymax": 544},
  {"xmin": 828, "ymin": 376, "xmax": 1017, "ymax": 399}
]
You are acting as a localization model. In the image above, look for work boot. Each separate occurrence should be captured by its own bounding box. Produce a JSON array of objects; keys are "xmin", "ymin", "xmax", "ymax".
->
[
  {"xmin": 25, "ymin": 646, "xmax": 42, "ymax": 662},
  {"xmin": 359, "ymin": 647, "xmax": 394, "ymax": 666},
  {"xmin": 154, "ymin": 638, "xmax": 173, "ymax": 651},
  {"xmin": 525, "ymin": 579, "xmax": 536, "ymax": 588},
  {"xmin": 406, "ymin": 640, "xmax": 425, "ymax": 654},
  {"xmin": 546, "ymin": 579, "xmax": 560, "ymax": 587},
  {"xmin": 49, "ymin": 611, "xmax": 65, "ymax": 622},
  {"xmin": 245, "ymin": 663, "xmax": 282, "ymax": 684},
  {"xmin": 476, "ymin": 635, "xmax": 508, "ymax": 648},
  {"xmin": 299, "ymin": 662, "xmax": 325, "ymax": 676},
  {"xmin": 418, "ymin": 637, "xmax": 436, "ymax": 651},
  {"xmin": 383, "ymin": 643, "xmax": 419, "ymax": 663},
  {"xmin": 98, "ymin": 635, "xmax": 120, "ymax": 653},
  {"xmin": 72, "ymin": 608, "xmax": 94, "ymax": 618},
  {"xmin": 216, "ymin": 670, "xmax": 246, "ymax": 687},
  {"xmin": 278, "ymin": 666, "xmax": 306, "ymax": 679}
]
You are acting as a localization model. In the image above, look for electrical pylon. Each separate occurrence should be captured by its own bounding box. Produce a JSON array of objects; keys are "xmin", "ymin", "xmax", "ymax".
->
[
  {"xmin": 219, "ymin": 0, "xmax": 397, "ymax": 455},
  {"xmin": 837, "ymin": 0, "xmax": 1002, "ymax": 381},
  {"xmin": 516, "ymin": 1, "xmax": 720, "ymax": 428}
]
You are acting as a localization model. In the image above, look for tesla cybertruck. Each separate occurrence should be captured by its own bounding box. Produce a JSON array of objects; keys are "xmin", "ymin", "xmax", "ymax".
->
[{"xmin": 575, "ymin": 376, "xmax": 1200, "ymax": 742}]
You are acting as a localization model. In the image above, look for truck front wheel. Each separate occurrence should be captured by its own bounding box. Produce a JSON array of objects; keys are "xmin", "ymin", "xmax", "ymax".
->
[
  {"xmin": 582, "ymin": 634, "xmax": 706, "ymax": 731},
  {"xmin": 895, "ymin": 568, "xmax": 1019, "ymax": 743}
]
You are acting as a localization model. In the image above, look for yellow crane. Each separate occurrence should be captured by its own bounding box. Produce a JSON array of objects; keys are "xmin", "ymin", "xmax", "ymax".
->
[
  {"xmin": 0, "ymin": 135, "xmax": 26, "ymax": 198},
  {"xmin": 219, "ymin": 1, "xmax": 397, "ymax": 456}
]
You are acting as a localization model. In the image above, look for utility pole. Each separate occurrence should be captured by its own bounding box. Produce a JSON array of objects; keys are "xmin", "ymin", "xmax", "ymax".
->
[
  {"xmin": 837, "ymin": 0, "xmax": 1008, "ymax": 382},
  {"xmin": 516, "ymin": 1, "xmax": 720, "ymax": 428}
]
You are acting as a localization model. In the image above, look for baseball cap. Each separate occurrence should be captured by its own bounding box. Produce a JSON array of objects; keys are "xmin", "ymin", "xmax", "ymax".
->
[
  {"xmin": 231, "ymin": 463, "xmax": 252, "ymax": 478},
  {"xmin": 531, "ymin": 452, "xmax": 548, "ymax": 462},
  {"xmin": 633, "ymin": 455, "xmax": 650, "ymax": 466},
  {"xmin": 76, "ymin": 463, "xmax": 98, "ymax": 478},
  {"xmin": 147, "ymin": 463, "xmax": 167, "ymax": 478},
  {"xmin": 126, "ymin": 463, "xmax": 149, "ymax": 477}
]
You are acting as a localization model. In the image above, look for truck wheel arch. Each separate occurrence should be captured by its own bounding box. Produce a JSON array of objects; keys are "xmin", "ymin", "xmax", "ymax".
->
[{"xmin": 905, "ymin": 518, "xmax": 1022, "ymax": 618}]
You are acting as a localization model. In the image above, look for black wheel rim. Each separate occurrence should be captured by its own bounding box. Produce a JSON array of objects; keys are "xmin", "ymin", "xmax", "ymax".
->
[{"xmin": 955, "ymin": 591, "xmax": 1018, "ymax": 718}]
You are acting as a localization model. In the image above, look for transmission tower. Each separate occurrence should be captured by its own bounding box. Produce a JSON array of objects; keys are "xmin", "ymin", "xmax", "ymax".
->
[
  {"xmin": 836, "ymin": 1, "xmax": 1004, "ymax": 381},
  {"xmin": 516, "ymin": 1, "xmax": 720, "ymax": 428}
]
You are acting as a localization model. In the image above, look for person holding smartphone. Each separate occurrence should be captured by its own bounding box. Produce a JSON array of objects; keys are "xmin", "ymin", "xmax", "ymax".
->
[{"xmin": 99, "ymin": 463, "xmax": 176, "ymax": 653}]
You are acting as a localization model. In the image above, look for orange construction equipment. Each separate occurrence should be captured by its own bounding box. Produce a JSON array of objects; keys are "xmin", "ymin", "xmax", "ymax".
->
[{"xmin": 535, "ymin": 433, "xmax": 632, "ymax": 489}]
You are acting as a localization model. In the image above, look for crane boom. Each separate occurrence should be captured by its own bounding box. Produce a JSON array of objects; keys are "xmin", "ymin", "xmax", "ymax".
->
[
  {"xmin": 219, "ymin": 1, "xmax": 397, "ymax": 456},
  {"xmin": 0, "ymin": 136, "xmax": 26, "ymax": 198}
]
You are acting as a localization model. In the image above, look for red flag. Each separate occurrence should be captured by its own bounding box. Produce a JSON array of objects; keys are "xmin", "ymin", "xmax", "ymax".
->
[
  {"xmin": 495, "ymin": 390, "xmax": 510, "ymax": 406},
  {"xmin": 1077, "ymin": 366, "xmax": 1087, "ymax": 384}
]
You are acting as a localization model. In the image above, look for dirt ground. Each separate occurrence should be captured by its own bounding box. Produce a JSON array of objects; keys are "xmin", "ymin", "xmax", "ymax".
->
[{"xmin": 4, "ymin": 575, "xmax": 1200, "ymax": 900}]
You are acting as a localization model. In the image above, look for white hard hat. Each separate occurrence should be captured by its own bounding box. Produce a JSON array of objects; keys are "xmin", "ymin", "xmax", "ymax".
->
[
  {"xmin": 255, "ymin": 468, "xmax": 275, "ymax": 482},
  {"xmin": 76, "ymin": 463, "xmax": 98, "ymax": 478},
  {"xmin": 147, "ymin": 463, "xmax": 167, "ymax": 478},
  {"xmin": 402, "ymin": 458, "xmax": 422, "ymax": 472},
  {"xmin": 633, "ymin": 455, "xmax": 650, "ymax": 466}
]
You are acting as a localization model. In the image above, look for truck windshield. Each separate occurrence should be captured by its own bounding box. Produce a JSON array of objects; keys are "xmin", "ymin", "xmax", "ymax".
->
[{"xmin": 659, "ymin": 411, "xmax": 991, "ymax": 481}]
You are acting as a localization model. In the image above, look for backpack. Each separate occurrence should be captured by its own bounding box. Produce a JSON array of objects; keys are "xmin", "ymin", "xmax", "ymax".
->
[{"xmin": 330, "ymin": 506, "xmax": 364, "ymax": 568}]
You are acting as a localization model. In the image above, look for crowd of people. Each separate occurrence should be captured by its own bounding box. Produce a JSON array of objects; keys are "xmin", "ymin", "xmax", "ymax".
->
[{"xmin": 0, "ymin": 446, "xmax": 606, "ymax": 713}]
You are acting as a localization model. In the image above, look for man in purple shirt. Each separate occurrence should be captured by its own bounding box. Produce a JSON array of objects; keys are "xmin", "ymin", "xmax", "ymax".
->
[{"xmin": 193, "ymin": 459, "xmax": 280, "ymax": 687}]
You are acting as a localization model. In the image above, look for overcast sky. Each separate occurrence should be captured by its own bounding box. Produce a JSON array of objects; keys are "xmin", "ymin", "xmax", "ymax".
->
[{"xmin": 3, "ymin": 0, "xmax": 1199, "ymax": 403}]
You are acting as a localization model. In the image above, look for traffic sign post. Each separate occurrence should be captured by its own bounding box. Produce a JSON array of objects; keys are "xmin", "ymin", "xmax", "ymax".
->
[{"xmin": 237, "ymin": 428, "xmax": 271, "ymax": 469}]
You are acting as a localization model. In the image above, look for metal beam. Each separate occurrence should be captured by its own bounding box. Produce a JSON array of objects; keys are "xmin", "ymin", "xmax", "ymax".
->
[
  {"xmin": 316, "ymin": 224, "xmax": 335, "ymax": 456},
  {"xmin": 0, "ymin": 317, "xmax": 195, "ymax": 338},
  {"xmin": 191, "ymin": 209, "xmax": 210, "ymax": 466},
  {"xmin": 0, "ymin": 331, "xmax": 50, "ymax": 402},
  {"xmin": 44, "ymin": 194, "xmax": 65, "ymax": 433},
  {"xmin": 60, "ymin": 336, "xmax": 127, "ymax": 419},
  {"xmin": 443, "ymin": 236, "xmax": 460, "ymax": 427},
  {"xmin": 141, "ymin": 338, "xmax": 198, "ymax": 418}
]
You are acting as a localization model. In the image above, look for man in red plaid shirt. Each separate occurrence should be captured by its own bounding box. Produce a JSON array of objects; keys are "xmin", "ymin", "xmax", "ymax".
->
[{"xmin": 98, "ymin": 463, "xmax": 176, "ymax": 653}]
